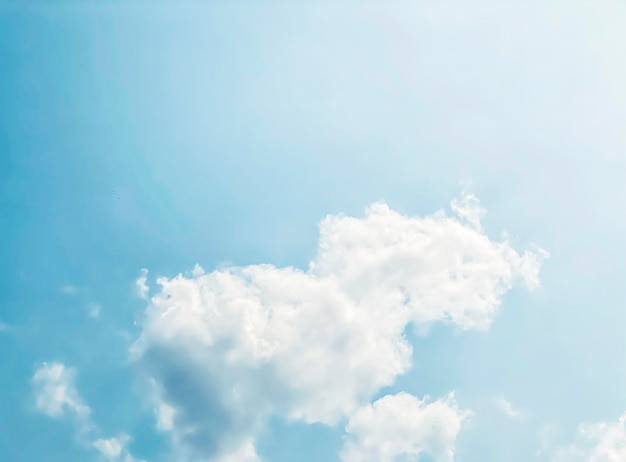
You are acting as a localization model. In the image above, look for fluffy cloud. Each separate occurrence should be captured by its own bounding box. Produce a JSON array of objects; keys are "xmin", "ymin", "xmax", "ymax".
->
[
  {"xmin": 553, "ymin": 412, "xmax": 626, "ymax": 462},
  {"xmin": 130, "ymin": 194, "xmax": 546, "ymax": 460},
  {"xmin": 32, "ymin": 362, "xmax": 91, "ymax": 421},
  {"xmin": 341, "ymin": 392, "xmax": 470, "ymax": 462}
]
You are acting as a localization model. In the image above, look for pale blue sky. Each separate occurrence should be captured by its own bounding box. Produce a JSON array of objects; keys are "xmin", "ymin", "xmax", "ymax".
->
[{"xmin": 2, "ymin": 2, "xmax": 626, "ymax": 461}]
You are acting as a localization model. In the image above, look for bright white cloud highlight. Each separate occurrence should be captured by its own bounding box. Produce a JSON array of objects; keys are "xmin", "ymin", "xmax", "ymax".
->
[
  {"xmin": 554, "ymin": 412, "xmax": 626, "ymax": 462},
  {"xmin": 135, "ymin": 269, "xmax": 149, "ymax": 299},
  {"xmin": 341, "ymin": 392, "xmax": 470, "ymax": 462},
  {"xmin": 131, "ymin": 194, "xmax": 546, "ymax": 460},
  {"xmin": 32, "ymin": 362, "xmax": 90, "ymax": 420}
]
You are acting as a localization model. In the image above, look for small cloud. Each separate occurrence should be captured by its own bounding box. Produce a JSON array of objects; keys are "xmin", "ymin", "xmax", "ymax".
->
[
  {"xmin": 93, "ymin": 433, "xmax": 130, "ymax": 458},
  {"xmin": 94, "ymin": 434, "xmax": 129, "ymax": 458},
  {"xmin": 32, "ymin": 362, "xmax": 144, "ymax": 461},
  {"xmin": 60, "ymin": 285, "xmax": 79, "ymax": 295},
  {"xmin": 135, "ymin": 269, "xmax": 149, "ymax": 299},
  {"xmin": 494, "ymin": 397, "xmax": 523, "ymax": 418},
  {"xmin": 32, "ymin": 362, "xmax": 90, "ymax": 420},
  {"xmin": 87, "ymin": 303, "xmax": 101, "ymax": 319},
  {"xmin": 0, "ymin": 322, "xmax": 9, "ymax": 331},
  {"xmin": 93, "ymin": 434, "xmax": 145, "ymax": 462},
  {"xmin": 341, "ymin": 392, "xmax": 471, "ymax": 462},
  {"xmin": 155, "ymin": 402, "xmax": 175, "ymax": 432}
]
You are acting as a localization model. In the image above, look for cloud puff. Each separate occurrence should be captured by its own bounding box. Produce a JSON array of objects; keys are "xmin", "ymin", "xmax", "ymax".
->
[
  {"xmin": 32, "ymin": 362, "xmax": 91, "ymax": 421},
  {"xmin": 553, "ymin": 412, "xmax": 626, "ymax": 462},
  {"xmin": 94, "ymin": 434, "xmax": 129, "ymax": 458},
  {"xmin": 135, "ymin": 269, "xmax": 149, "ymax": 299},
  {"xmin": 341, "ymin": 392, "xmax": 470, "ymax": 462},
  {"xmin": 93, "ymin": 434, "xmax": 145, "ymax": 462},
  {"xmin": 130, "ymin": 194, "xmax": 546, "ymax": 460}
]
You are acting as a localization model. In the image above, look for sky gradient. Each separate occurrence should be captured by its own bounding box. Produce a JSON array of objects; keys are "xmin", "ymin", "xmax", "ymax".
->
[{"xmin": 2, "ymin": 2, "xmax": 626, "ymax": 461}]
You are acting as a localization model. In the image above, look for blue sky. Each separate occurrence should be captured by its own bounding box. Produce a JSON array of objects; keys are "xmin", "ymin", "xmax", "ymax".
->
[{"xmin": 2, "ymin": 1, "xmax": 626, "ymax": 461}]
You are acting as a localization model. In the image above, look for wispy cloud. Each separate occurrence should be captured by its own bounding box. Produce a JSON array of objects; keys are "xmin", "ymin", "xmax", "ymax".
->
[
  {"xmin": 32, "ymin": 362, "xmax": 144, "ymax": 461},
  {"xmin": 552, "ymin": 412, "xmax": 626, "ymax": 461},
  {"xmin": 59, "ymin": 284, "xmax": 79, "ymax": 295},
  {"xmin": 87, "ymin": 303, "xmax": 101, "ymax": 319},
  {"xmin": 31, "ymin": 362, "xmax": 91, "ymax": 422},
  {"xmin": 93, "ymin": 434, "xmax": 145, "ymax": 462},
  {"xmin": 135, "ymin": 269, "xmax": 149, "ymax": 299},
  {"xmin": 494, "ymin": 397, "xmax": 524, "ymax": 418}
]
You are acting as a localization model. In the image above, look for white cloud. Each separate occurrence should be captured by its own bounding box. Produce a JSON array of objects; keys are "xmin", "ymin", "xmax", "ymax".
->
[
  {"xmin": 341, "ymin": 392, "xmax": 470, "ymax": 462},
  {"xmin": 94, "ymin": 434, "xmax": 129, "ymax": 458},
  {"xmin": 130, "ymin": 194, "xmax": 546, "ymax": 460},
  {"xmin": 0, "ymin": 322, "xmax": 9, "ymax": 331},
  {"xmin": 93, "ymin": 434, "xmax": 145, "ymax": 462},
  {"xmin": 135, "ymin": 269, "xmax": 149, "ymax": 299},
  {"xmin": 32, "ymin": 362, "xmax": 91, "ymax": 421},
  {"xmin": 33, "ymin": 363, "xmax": 144, "ymax": 461},
  {"xmin": 553, "ymin": 412, "xmax": 626, "ymax": 462}
]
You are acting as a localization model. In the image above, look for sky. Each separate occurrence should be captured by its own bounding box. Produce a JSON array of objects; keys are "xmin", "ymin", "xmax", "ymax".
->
[{"xmin": 2, "ymin": 1, "xmax": 626, "ymax": 461}]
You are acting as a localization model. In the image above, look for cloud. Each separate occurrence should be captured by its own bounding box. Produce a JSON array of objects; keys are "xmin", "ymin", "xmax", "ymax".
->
[
  {"xmin": 341, "ymin": 392, "xmax": 470, "ymax": 462},
  {"xmin": 32, "ymin": 362, "xmax": 91, "ymax": 421},
  {"xmin": 94, "ymin": 434, "xmax": 129, "ymax": 458},
  {"xmin": 130, "ymin": 194, "xmax": 546, "ymax": 460},
  {"xmin": 32, "ymin": 363, "xmax": 143, "ymax": 461},
  {"xmin": 60, "ymin": 284, "xmax": 79, "ymax": 295},
  {"xmin": 135, "ymin": 269, "xmax": 150, "ymax": 299},
  {"xmin": 87, "ymin": 303, "xmax": 102, "ymax": 319},
  {"xmin": 494, "ymin": 397, "xmax": 523, "ymax": 418},
  {"xmin": 553, "ymin": 412, "xmax": 626, "ymax": 462},
  {"xmin": 93, "ymin": 434, "xmax": 145, "ymax": 462}
]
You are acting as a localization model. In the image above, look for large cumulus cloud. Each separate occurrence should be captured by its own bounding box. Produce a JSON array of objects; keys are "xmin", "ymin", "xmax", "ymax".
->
[{"xmin": 130, "ymin": 194, "xmax": 546, "ymax": 460}]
